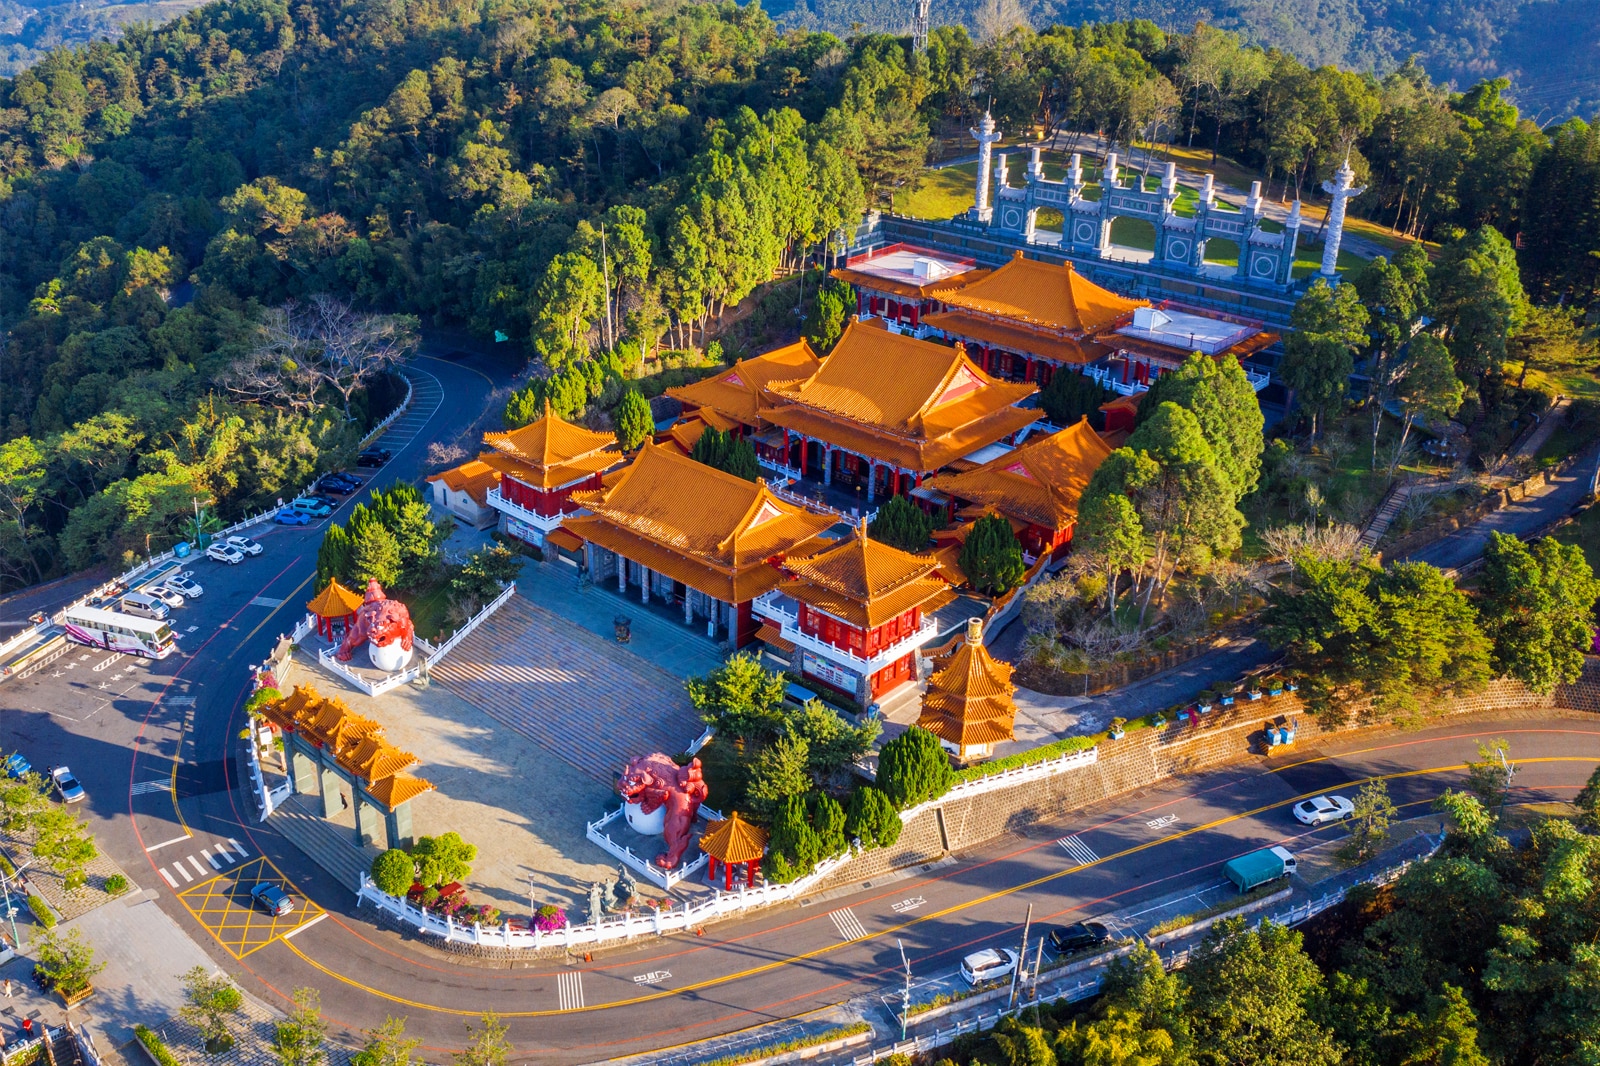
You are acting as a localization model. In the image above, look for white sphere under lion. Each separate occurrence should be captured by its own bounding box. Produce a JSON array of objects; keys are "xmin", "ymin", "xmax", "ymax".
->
[
  {"xmin": 368, "ymin": 639, "xmax": 414, "ymax": 672},
  {"xmin": 625, "ymin": 801, "xmax": 666, "ymax": 836}
]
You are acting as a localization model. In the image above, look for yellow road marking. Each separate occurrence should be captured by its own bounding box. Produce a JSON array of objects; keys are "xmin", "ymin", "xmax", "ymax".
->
[
  {"xmin": 277, "ymin": 756, "xmax": 1600, "ymax": 1016},
  {"xmin": 177, "ymin": 856, "xmax": 325, "ymax": 959},
  {"xmin": 229, "ymin": 571, "xmax": 316, "ymax": 662}
]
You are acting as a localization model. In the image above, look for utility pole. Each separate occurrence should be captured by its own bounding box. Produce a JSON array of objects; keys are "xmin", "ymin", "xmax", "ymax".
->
[
  {"xmin": 1009, "ymin": 903, "xmax": 1033, "ymax": 1008},
  {"xmin": 1031, "ymin": 937, "xmax": 1046, "ymax": 1025},
  {"xmin": 897, "ymin": 938, "xmax": 913, "ymax": 1041}
]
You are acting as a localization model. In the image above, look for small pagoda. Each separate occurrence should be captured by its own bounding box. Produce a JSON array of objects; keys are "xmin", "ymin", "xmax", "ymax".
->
[
  {"xmin": 916, "ymin": 618, "xmax": 1018, "ymax": 761},
  {"xmin": 306, "ymin": 578, "xmax": 365, "ymax": 640},
  {"xmin": 699, "ymin": 811, "xmax": 769, "ymax": 890}
]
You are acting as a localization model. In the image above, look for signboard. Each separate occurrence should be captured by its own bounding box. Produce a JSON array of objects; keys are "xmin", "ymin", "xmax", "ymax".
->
[
  {"xmin": 504, "ymin": 518, "xmax": 542, "ymax": 546},
  {"xmin": 802, "ymin": 649, "xmax": 859, "ymax": 696}
]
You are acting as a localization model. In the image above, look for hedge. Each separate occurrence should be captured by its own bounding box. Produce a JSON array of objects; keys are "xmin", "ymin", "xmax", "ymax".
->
[
  {"xmin": 693, "ymin": 1022, "xmax": 871, "ymax": 1066},
  {"xmin": 954, "ymin": 734, "xmax": 1098, "ymax": 783},
  {"xmin": 26, "ymin": 894, "xmax": 54, "ymax": 929},
  {"xmin": 134, "ymin": 1026, "xmax": 181, "ymax": 1066}
]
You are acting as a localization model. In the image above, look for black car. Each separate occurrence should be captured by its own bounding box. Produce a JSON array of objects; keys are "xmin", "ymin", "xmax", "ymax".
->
[
  {"xmin": 357, "ymin": 448, "xmax": 392, "ymax": 467},
  {"xmin": 305, "ymin": 493, "xmax": 341, "ymax": 508},
  {"xmin": 316, "ymin": 475, "xmax": 360, "ymax": 494},
  {"xmin": 1048, "ymin": 921, "xmax": 1111, "ymax": 955}
]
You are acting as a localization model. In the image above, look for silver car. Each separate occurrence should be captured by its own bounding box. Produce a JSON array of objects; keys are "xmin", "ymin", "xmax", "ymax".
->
[
  {"xmin": 164, "ymin": 572, "xmax": 204, "ymax": 598},
  {"xmin": 144, "ymin": 585, "xmax": 187, "ymax": 609}
]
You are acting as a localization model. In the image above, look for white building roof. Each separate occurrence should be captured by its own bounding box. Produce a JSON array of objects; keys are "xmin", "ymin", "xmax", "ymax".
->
[{"xmin": 1115, "ymin": 306, "xmax": 1258, "ymax": 356}]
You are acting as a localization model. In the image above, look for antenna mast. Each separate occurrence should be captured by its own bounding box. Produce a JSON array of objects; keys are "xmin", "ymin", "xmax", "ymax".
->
[{"xmin": 911, "ymin": 0, "xmax": 931, "ymax": 52}]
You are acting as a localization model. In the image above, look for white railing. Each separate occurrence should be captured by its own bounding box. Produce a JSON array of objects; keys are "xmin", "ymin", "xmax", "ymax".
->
[
  {"xmin": 763, "ymin": 479, "xmax": 878, "ymax": 524},
  {"xmin": 1245, "ymin": 368, "xmax": 1270, "ymax": 391},
  {"xmin": 428, "ymin": 583, "xmax": 516, "ymax": 663},
  {"xmin": 311, "ymin": 583, "xmax": 514, "ymax": 696},
  {"xmin": 359, "ymin": 373, "xmax": 415, "ymax": 449},
  {"xmin": 585, "ymin": 806, "xmax": 713, "ymax": 890},
  {"xmin": 898, "ymin": 746, "xmax": 1099, "ymax": 824},
  {"xmin": 485, "ymin": 486, "xmax": 565, "ymax": 531},
  {"xmin": 753, "ymin": 593, "xmax": 938, "ymax": 671}
]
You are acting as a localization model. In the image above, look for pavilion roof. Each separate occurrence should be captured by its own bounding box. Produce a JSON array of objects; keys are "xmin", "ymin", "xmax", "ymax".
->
[
  {"xmin": 762, "ymin": 320, "xmax": 1040, "ymax": 472},
  {"xmin": 917, "ymin": 619, "xmax": 1018, "ymax": 749},
  {"xmin": 666, "ymin": 340, "xmax": 822, "ymax": 428},
  {"xmin": 254, "ymin": 685, "xmax": 435, "ymax": 808},
  {"xmin": 562, "ymin": 443, "xmax": 836, "ymax": 602},
  {"xmin": 480, "ymin": 405, "xmax": 622, "ymax": 489},
  {"xmin": 306, "ymin": 579, "xmax": 365, "ymax": 619},
  {"xmin": 927, "ymin": 418, "xmax": 1114, "ymax": 531},
  {"xmin": 930, "ymin": 253, "xmax": 1146, "ymax": 336},
  {"xmin": 698, "ymin": 811, "xmax": 769, "ymax": 864},
  {"xmin": 780, "ymin": 525, "xmax": 949, "ymax": 628},
  {"xmin": 366, "ymin": 774, "xmax": 437, "ymax": 811}
]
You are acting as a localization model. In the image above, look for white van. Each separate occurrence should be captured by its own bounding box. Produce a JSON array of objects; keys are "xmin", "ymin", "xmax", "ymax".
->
[{"xmin": 119, "ymin": 591, "xmax": 170, "ymax": 621}]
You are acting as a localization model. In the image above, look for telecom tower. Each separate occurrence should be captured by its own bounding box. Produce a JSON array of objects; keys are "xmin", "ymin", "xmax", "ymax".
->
[{"xmin": 911, "ymin": 0, "xmax": 931, "ymax": 51}]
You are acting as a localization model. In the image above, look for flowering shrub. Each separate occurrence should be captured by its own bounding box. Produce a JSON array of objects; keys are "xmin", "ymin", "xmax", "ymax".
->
[
  {"xmin": 474, "ymin": 905, "xmax": 502, "ymax": 925},
  {"xmin": 534, "ymin": 905, "xmax": 568, "ymax": 932}
]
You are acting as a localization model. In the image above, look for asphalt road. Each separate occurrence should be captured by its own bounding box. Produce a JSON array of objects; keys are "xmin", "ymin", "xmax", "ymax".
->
[{"xmin": 2, "ymin": 355, "xmax": 1599, "ymax": 1064}]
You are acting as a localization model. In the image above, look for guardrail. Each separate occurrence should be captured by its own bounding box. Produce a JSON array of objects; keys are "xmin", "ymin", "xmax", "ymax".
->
[{"xmin": 359, "ymin": 373, "xmax": 415, "ymax": 449}]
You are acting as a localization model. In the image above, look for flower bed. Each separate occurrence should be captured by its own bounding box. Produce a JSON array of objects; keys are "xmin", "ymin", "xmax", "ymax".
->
[{"xmin": 955, "ymin": 734, "xmax": 1098, "ymax": 782}]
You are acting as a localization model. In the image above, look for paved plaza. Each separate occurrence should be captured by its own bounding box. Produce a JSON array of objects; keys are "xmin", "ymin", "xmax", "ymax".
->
[{"xmin": 430, "ymin": 592, "xmax": 707, "ymax": 783}]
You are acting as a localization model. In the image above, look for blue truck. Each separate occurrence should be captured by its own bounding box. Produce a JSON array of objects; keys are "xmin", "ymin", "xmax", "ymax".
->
[{"xmin": 1222, "ymin": 846, "xmax": 1298, "ymax": 893}]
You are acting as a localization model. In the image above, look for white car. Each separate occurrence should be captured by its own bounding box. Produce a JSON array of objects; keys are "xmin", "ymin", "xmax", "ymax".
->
[
  {"xmin": 225, "ymin": 535, "xmax": 263, "ymax": 556},
  {"xmin": 164, "ymin": 572, "xmax": 204, "ymax": 599},
  {"xmin": 959, "ymin": 948, "xmax": 1019, "ymax": 986},
  {"xmin": 205, "ymin": 543, "xmax": 245, "ymax": 565},
  {"xmin": 1293, "ymin": 794, "xmax": 1355, "ymax": 826},
  {"xmin": 143, "ymin": 585, "xmax": 186, "ymax": 609}
]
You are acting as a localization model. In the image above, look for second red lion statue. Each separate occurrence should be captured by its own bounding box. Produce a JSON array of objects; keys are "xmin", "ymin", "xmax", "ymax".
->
[
  {"xmin": 618, "ymin": 753, "xmax": 709, "ymax": 869},
  {"xmin": 335, "ymin": 579, "xmax": 416, "ymax": 662}
]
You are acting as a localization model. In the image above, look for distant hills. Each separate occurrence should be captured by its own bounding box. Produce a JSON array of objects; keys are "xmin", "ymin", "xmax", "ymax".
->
[
  {"xmin": 771, "ymin": 0, "xmax": 1600, "ymax": 119},
  {"xmin": 2, "ymin": 0, "xmax": 207, "ymax": 74}
]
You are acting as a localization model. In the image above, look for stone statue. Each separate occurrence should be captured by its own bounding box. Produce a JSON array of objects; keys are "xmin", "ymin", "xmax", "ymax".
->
[
  {"xmin": 614, "ymin": 866, "xmax": 637, "ymax": 911},
  {"xmin": 587, "ymin": 881, "xmax": 607, "ymax": 924},
  {"xmin": 617, "ymin": 753, "xmax": 709, "ymax": 869},
  {"xmin": 1319, "ymin": 158, "xmax": 1367, "ymax": 278},
  {"xmin": 336, "ymin": 579, "xmax": 416, "ymax": 671}
]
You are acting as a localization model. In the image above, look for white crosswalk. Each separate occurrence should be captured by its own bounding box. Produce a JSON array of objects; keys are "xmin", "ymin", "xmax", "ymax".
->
[
  {"xmin": 130, "ymin": 779, "xmax": 170, "ymax": 796},
  {"xmin": 556, "ymin": 971, "xmax": 584, "ymax": 1011},
  {"xmin": 249, "ymin": 596, "xmax": 285, "ymax": 608},
  {"xmin": 1057, "ymin": 835, "xmax": 1100, "ymax": 865},
  {"xmin": 155, "ymin": 837, "xmax": 249, "ymax": 888},
  {"xmin": 829, "ymin": 907, "xmax": 869, "ymax": 941}
]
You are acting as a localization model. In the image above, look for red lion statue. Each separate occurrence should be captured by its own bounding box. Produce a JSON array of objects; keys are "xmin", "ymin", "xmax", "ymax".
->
[
  {"xmin": 618, "ymin": 753, "xmax": 708, "ymax": 869},
  {"xmin": 336, "ymin": 580, "xmax": 416, "ymax": 662}
]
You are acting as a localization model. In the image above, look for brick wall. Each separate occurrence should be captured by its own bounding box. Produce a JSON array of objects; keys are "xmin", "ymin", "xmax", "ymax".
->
[{"xmin": 817, "ymin": 659, "xmax": 1600, "ymax": 890}]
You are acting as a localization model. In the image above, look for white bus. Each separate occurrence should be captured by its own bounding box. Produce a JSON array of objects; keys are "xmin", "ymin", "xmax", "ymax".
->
[{"xmin": 62, "ymin": 606, "xmax": 178, "ymax": 660}]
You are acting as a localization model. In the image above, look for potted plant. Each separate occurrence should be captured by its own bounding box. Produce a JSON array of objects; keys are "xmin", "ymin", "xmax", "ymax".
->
[
  {"xmin": 34, "ymin": 930, "xmax": 104, "ymax": 1008},
  {"xmin": 533, "ymin": 904, "xmax": 568, "ymax": 932},
  {"xmin": 1246, "ymin": 684, "xmax": 1263, "ymax": 701},
  {"xmin": 1197, "ymin": 689, "xmax": 1214, "ymax": 714},
  {"xmin": 1286, "ymin": 676, "xmax": 1300, "ymax": 693},
  {"xmin": 1220, "ymin": 687, "xmax": 1236, "ymax": 707},
  {"xmin": 1266, "ymin": 676, "xmax": 1284, "ymax": 697},
  {"xmin": 1108, "ymin": 717, "xmax": 1126, "ymax": 740}
]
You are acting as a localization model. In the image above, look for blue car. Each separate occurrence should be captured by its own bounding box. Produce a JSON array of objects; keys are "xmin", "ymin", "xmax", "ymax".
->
[
  {"xmin": 3, "ymin": 753, "xmax": 30, "ymax": 778},
  {"xmin": 250, "ymin": 882, "xmax": 294, "ymax": 916},
  {"xmin": 274, "ymin": 508, "xmax": 312, "ymax": 526}
]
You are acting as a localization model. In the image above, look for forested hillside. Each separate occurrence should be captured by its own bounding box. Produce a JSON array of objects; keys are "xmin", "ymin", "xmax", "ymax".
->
[
  {"xmin": 1, "ymin": 0, "xmax": 1599, "ymax": 594},
  {"xmin": 774, "ymin": 0, "xmax": 1600, "ymax": 120}
]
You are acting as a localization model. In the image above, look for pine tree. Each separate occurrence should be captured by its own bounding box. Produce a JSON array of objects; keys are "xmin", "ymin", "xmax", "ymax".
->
[
  {"xmin": 350, "ymin": 518, "xmax": 401, "ymax": 587},
  {"xmin": 1041, "ymin": 368, "xmax": 1113, "ymax": 427},
  {"xmin": 614, "ymin": 388, "xmax": 653, "ymax": 450},
  {"xmin": 844, "ymin": 785, "xmax": 901, "ymax": 849},
  {"xmin": 690, "ymin": 427, "xmax": 759, "ymax": 481},
  {"xmin": 869, "ymin": 494, "xmax": 935, "ymax": 552},
  {"xmin": 959, "ymin": 513, "xmax": 1026, "ymax": 595},
  {"xmin": 316, "ymin": 523, "xmax": 354, "ymax": 586},
  {"xmin": 809, "ymin": 793, "xmax": 848, "ymax": 857},
  {"xmin": 876, "ymin": 726, "xmax": 954, "ymax": 809}
]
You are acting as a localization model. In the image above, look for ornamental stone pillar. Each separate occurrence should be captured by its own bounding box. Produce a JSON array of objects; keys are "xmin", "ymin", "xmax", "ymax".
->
[
  {"xmin": 617, "ymin": 555, "xmax": 627, "ymax": 593},
  {"xmin": 319, "ymin": 763, "xmax": 343, "ymax": 819},
  {"xmin": 684, "ymin": 591, "xmax": 694, "ymax": 625},
  {"xmin": 640, "ymin": 568, "xmax": 651, "ymax": 603}
]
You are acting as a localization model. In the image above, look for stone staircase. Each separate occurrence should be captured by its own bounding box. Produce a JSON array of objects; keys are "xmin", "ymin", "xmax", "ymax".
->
[
  {"xmin": 1360, "ymin": 483, "xmax": 1410, "ymax": 549},
  {"xmin": 268, "ymin": 793, "xmax": 380, "ymax": 893}
]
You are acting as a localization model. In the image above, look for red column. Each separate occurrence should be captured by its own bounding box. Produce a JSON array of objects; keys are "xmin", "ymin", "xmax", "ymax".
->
[
  {"xmin": 910, "ymin": 305, "xmax": 920, "ymax": 327},
  {"xmin": 1121, "ymin": 359, "xmax": 1130, "ymax": 384},
  {"xmin": 725, "ymin": 860, "xmax": 734, "ymax": 891},
  {"xmin": 707, "ymin": 857, "xmax": 719, "ymax": 885},
  {"xmin": 1025, "ymin": 357, "xmax": 1034, "ymax": 383},
  {"xmin": 747, "ymin": 859, "xmax": 759, "ymax": 887},
  {"xmin": 783, "ymin": 429, "xmax": 790, "ymax": 466},
  {"xmin": 800, "ymin": 439, "xmax": 808, "ymax": 477}
]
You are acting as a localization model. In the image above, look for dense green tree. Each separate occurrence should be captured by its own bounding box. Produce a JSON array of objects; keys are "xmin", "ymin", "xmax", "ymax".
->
[
  {"xmin": 1388, "ymin": 335, "xmax": 1466, "ymax": 472},
  {"xmin": 410, "ymin": 832, "xmax": 476, "ymax": 887},
  {"xmin": 1508, "ymin": 304, "xmax": 1600, "ymax": 389},
  {"xmin": 349, "ymin": 518, "xmax": 402, "ymax": 588},
  {"xmin": 960, "ymin": 512, "xmax": 1027, "ymax": 596},
  {"xmin": 844, "ymin": 785, "xmax": 901, "ymax": 849},
  {"xmin": 869, "ymin": 495, "xmax": 936, "ymax": 552},
  {"xmin": 783, "ymin": 700, "xmax": 879, "ymax": 781},
  {"xmin": 370, "ymin": 849, "xmax": 416, "ymax": 896},
  {"xmin": 272, "ymin": 988, "xmax": 327, "ymax": 1066},
  {"xmin": 1074, "ymin": 488, "xmax": 1148, "ymax": 613},
  {"xmin": 1353, "ymin": 244, "xmax": 1432, "ymax": 468},
  {"xmin": 351, "ymin": 1018, "xmax": 420, "ymax": 1066},
  {"xmin": 180, "ymin": 966, "xmax": 243, "ymax": 1053},
  {"xmin": 690, "ymin": 427, "xmax": 759, "ymax": 481},
  {"xmin": 1430, "ymin": 226, "xmax": 1527, "ymax": 379},
  {"xmin": 687, "ymin": 653, "xmax": 787, "ymax": 741},
  {"xmin": 876, "ymin": 726, "xmax": 954, "ymax": 809},
  {"xmin": 1338, "ymin": 778, "xmax": 1397, "ymax": 864},
  {"xmin": 1478, "ymin": 532, "xmax": 1600, "ymax": 693},
  {"xmin": 766, "ymin": 794, "xmax": 823, "ymax": 882},
  {"xmin": 454, "ymin": 1014, "xmax": 510, "ymax": 1066},
  {"xmin": 1184, "ymin": 919, "xmax": 1341, "ymax": 1066},
  {"xmin": 1575, "ymin": 765, "xmax": 1600, "ymax": 830},
  {"xmin": 745, "ymin": 733, "xmax": 811, "ymax": 823},
  {"xmin": 1040, "ymin": 370, "xmax": 1113, "ymax": 429},
  {"xmin": 613, "ymin": 389, "xmax": 653, "ymax": 451},
  {"xmin": 1282, "ymin": 279, "xmax": 1370, "ymax": 439},
  {"xmin": 807, "ymin": 279, "xmax": 852, "ymax": 352}
]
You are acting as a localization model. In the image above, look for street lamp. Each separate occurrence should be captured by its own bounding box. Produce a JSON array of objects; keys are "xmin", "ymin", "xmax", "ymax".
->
[
  {"xmin": 896, "ymin": 939, "xmax": 912, "ymax": 1041},
  {"xmin": 0, "ymin": 859, "xmax": 36, "ymax": 951}
]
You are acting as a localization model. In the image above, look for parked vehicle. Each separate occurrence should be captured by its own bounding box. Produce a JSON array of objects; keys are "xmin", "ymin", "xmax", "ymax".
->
[
  {"xmin": 316, "ymin": 475, "xmax": 359, "ymax": 494},
  {"xmin": 250, "ymin": 882, "xmax": 294, "ymax": 916},
  {"xmin": 143, "ymin": 585, "xmax": 187, "ymax": 609},
  {"xmin": 118, "ymin": 591, "xmax": 170, "ymax": 621},
  {"xmin": 274, "ymin": 508, "xmax": 312, "ymax": 526},
  {"xmin": 1293, "ymin": 794, "xmax": 1354, "ymax": 827},
  {"xmin": 959, "ymin": 948, "xmax": 1019, "ymax": 986},
  {"xmin": 357, "ymin": 448, "xmax": 391, "ymax": 467},
  {"xmin": 205, "ymin": 543, "xmax": 245, "ymax": 565},
  {"xmin": 164, "ymin": 572, "xmax": 204, "ymax": 598},
  {"xmin": 50, "ymin": 766, "xmax": 86, "ymax": 804},
  {"xmin": 326, "ymin": 471, "xmax": 363, "ymax": 489},
  {"xmin": 290, "ymin": 498, "xmax": 334, "ymax": 518},
  {"xmin": 224, "ymin": 535, "xmax": 263, "ymax": 556},
  {"xmin": 1048, "ymin": 921, "xmax": 1112, "ymax": 955},
  {"xmin": 4, "ymin": 753, "xmax": 31, "ymax": 778},
  {"xmin": 1223, "ymin": 847, "xmax": 1298, "ymax": 893},
  {"xmin": 63, "ymin": 607, "xmax": 178, "ymax": 659}
]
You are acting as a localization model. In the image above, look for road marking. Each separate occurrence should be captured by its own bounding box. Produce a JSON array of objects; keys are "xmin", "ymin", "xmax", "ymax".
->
[
  {"xmin": 92, "ymin": 654, "xmax": 122, "ymax": 672},
  {"xmin": 228, "ymin": 838, "xmax": 249, "ymax": 858},
  {"xmin": 891, "ymin": 896, "xmax": 927, "ymax": 914},
  {"xmin": 249, "ymin": 596, "xmax": 285, "ymax": 608},
  {"xmin": 214, "ymin": 841, "xmax": 235, "ymax": 862},
  {"xmin": 557, "ymin": 972, "xmax": 584, "ymax": 1011},
  {"xmin": 187, "ymin": 856, "xmax": 208, "ymax": 878},
  {"xmin": 1146, "ymin": 814, "xmax": 1180, "ymax": 830},
  {"xmin": 171, "ymin": 863, "xmax": 193, "ymax": 883},
  {"xmin": 184, "ymin": 626, "xmax": 199, "ymax": 633},
  {"xmin": 168, "ymin": 696, "xmax": 195, "ymax": 706},
  {"xmin": 146, "ymin": 835, "xmax": 190, "ymax": 852},
  {"xmin": 159, "ymin": 868, "xmax": 179, "ymax": 888},
  {"xmin": 203, "ymin": 849, "xmax": 222, "ymax": 870},
  {"xmin": 1057, "ymin": 835, "xmax": 1100, "ymax": 865},
  {"xmin": 829, "ymin": 907, "xmax": 868, "ymax": 941},
  {"xmin": 282, "ymin": 913, "xmax": 327, "ymax": 940},
  {"xmin": 131, "ymin": 780, "xmax": 171, "ymax": 796},
  {"xmin": 632, "ymin": 970, "xmax": 671, "ymax": 985}
]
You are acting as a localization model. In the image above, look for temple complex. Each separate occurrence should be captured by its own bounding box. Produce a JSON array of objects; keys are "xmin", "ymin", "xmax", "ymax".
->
[
  {"xmin": 829, "ymin": 243, "xmax": 984, "ymax": 330},
  {"xmin": 432, "ymin": 403, "xmax": 623, "ymax": 550},
  {"xmin": 666, "ymin": 339, "xmax": 822, "ymax": 437},
  {"xmin": 759, "ymin": 319, "xmax": 1040, "ymax": 501},
  {"xmin": 916, "ymin": 618, "xmax": 1019, "ymax": 761},
  {"xmin": 561, "ymin": 443, "xmax": 838, "ymax": 646},
  {"xmin": 927, "ymin": 417, "xmax": 1114, "ymax": 558},
  {"xmin": 754, "ymin": 524, "xmax": 952, "ymax": 707}
]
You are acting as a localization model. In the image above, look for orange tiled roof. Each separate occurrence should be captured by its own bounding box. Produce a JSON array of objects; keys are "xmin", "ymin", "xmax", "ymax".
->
[
  {"xmin": 781, "ymin": 525, "xmax": 949, "ymax": 628},
  {"xmin": 306, "ymin": 579, "xmax": 364, "ymax": 618},
  {"xmin": 930, "ymin": 253, "xmax": 1147, "ymax": 335},
  {"xmin": 927, "ymin": 418, "xmax": 1113, "ymax": 531},
  {"xmin": 762, "ymin": 320, "xmax": 1040, "ymax": 471},
  {"xmin": 367, "ymin": 774, "xmax": 437, "ymax": 810},
  {"xmin": 754, "ymin": 622, "xmax": 796, "ymax": 653},
  {"xmin": 699, "ymin": 811, "xmax": 769, "ymax": 863},
  {"xmin": 922, "ymin": 311, "xmax": 1113, "ymax": 366},
  {"xmin": 481, "ymin": 405, "xmax": 622, "ymax": 489},
  {"xmin": 917, "ymin": 619, "xmax": 1018, "ymax": 749},
  {"xmin": 561, "ymin": 443, "xmax": 836, "ymax": 602},
  {"xmin": 255, "ymin": 685, "xmax": 435, "ymax": 810},
  {"xmin": 427, "ymin": 459, "xmax": 500, "ymax": 505},
  {"xmin": 667, "ymin": 341, "xmax": 823, "ymax": 428}
]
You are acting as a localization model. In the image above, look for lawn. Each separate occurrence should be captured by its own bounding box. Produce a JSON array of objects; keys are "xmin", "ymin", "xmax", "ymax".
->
[
  {"xmin": 894, "ymin": 163, "xmax": 977, "ymax": 219},
  {"xmin": 402, "ymin": 579, "xmax": 453, "ymax": 641},
  {"xmin": 1552, "ymin": 503, "xmax": 1600, "ymax": 572},
  {"xmin": 1513, "ymin": 365, "xmax": 1600, "ymax": 403}
]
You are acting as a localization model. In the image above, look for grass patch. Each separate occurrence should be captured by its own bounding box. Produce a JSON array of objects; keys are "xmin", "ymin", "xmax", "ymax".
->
[
  {"xmin": 1146, "ymin": 876, "xmax": 1288, "ymax": 937},
  {"xmin": 1203, "ymin": 237, "xmax": 1240, "ymax": 269},
  {"xmin": 1551, "ymin": 502, "xmax": 1600, "ymax": 572},
  {"xmin": 26, "ymin": 894, "xmax": 54, "ymax": 929},
  {"xmin": 693, "ymin": 734, "xmax": 749, "ymax": 815},
  {"xmin": 1109, "ymin": 216, "xmax": 1156, "ymax": 251},
  {"xmin": 956, "ymin": 734, "xmax": 1098, "ymax": 783},
  {"xmin": 401, "ymin": 579, "xmax": 452, "ymax": 641},
  {"xmin": 1514, "ymin": 365, "xmax": 1600, "ymax": 403},
  {"xmin": 1535, "ymin": 400, "xmax": 1600, "ymax": 464},
  {"xmin": 894, "ymin": 164, "xmax": 977, "ymax": 219}
]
